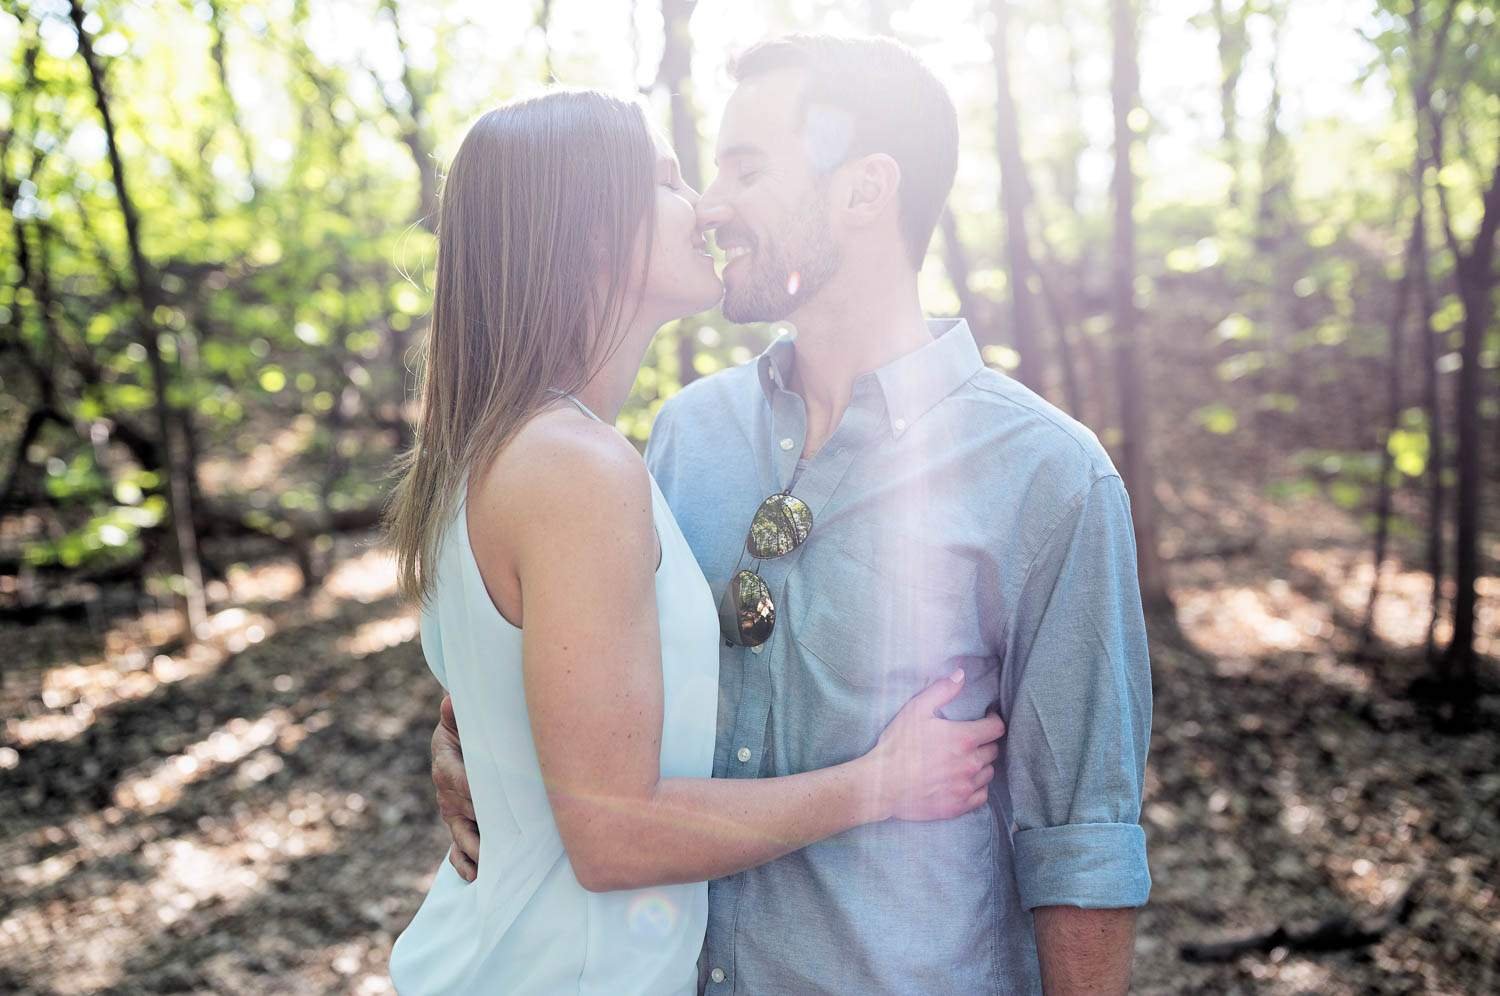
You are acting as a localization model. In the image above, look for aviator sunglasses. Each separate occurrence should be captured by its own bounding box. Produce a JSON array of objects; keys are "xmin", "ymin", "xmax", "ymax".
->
[{"xmin": 718, "ymin": 491, "xmax": 814, "ymax": 647}]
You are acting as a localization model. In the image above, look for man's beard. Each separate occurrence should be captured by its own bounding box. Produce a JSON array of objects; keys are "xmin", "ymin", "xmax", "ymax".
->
[{"xmin": 721, "ymin": 197, "xmax": 841, "ymax": 324}]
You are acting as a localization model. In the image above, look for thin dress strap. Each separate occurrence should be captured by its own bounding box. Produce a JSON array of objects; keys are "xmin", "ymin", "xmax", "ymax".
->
[
  {"xmin": 544, "ymin": 388, "xmax": 603, "ymax": 423},
  {"xmin": 544, "ymin": 389, "xmax": 663, "ymax": 567}
]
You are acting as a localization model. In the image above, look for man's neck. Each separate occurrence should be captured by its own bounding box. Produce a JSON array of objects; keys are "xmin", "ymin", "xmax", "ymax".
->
[{"xmin": 786, "ymin": 272, "xmax": 930, "ymax": 456}]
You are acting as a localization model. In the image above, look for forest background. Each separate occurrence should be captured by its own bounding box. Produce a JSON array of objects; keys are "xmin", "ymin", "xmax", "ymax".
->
[{"xmin": 0, "ymin": 0, "xmax": 1496, "ymax": 992}]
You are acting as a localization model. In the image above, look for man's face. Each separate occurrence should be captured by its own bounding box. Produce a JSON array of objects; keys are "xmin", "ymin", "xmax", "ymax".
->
[{"xmin": 698, "ymin": 70, "xmax": 843, "ymax": 324}]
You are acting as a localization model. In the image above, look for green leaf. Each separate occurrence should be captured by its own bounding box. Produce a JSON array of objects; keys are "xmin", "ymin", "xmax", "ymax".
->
[
  {"xmin": 1330, "ymin": 481, "xmax": 1363, "ymax": 509},
  {"xmin": 1387, "ymin": 428, "xmax": 1428, "ymax": 477},
  {"xmin": 1194, "ymin": 404, "xmax": 1238, "ymax": 435}
]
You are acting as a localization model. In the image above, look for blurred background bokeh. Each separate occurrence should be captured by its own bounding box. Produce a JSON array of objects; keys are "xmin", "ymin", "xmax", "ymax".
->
[{"xmin": 1, "ymin": 0, "xmax": 1496, "ymax": 992}]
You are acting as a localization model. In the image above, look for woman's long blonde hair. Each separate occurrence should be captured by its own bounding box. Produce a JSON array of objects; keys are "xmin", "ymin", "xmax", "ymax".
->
[{"xmin": 386, "ymin": 89, "xmax": 656, "ymax": 603}]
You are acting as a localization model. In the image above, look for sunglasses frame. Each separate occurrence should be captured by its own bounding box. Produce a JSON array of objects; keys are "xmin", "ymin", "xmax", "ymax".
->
[{"xmin": 718, "ymin": 490, "xmax": 813, "ymax": 648}]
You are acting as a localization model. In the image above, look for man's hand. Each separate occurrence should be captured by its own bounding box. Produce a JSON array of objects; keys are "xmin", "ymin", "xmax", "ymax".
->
[{"xmin": 432, "ymin": 694, "xmax": 480, "ymax": 881}]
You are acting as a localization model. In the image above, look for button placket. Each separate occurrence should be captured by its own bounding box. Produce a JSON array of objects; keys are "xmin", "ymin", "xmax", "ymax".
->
[{"xmin": 769, "ymin": 386, "xmax": 806, "ymax": 491}]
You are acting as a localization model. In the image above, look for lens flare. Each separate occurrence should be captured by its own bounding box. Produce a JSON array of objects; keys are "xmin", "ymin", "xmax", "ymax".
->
[
  {"xmin": 626, "ymin": 891, "xmax": 681, "ymax": 939},
  {"xmin": 786, "ymin": 271, "xmax": 801, "ymax": 296}
]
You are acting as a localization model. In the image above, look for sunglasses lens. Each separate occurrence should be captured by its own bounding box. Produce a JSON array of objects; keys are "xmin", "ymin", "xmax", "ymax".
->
[
  {"xmin": 719, "ymin": 569, "xmax": 776, "ymax": 647},
  {"xmin": 746, "ymin": 493, "xmax": 813, "ymax": 560}
]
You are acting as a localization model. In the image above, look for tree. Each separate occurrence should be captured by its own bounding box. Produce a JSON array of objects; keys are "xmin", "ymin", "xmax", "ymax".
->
[
  {"xmin": 1428, "ymin": 103, "xmax": 1500, "ymax": 723},
  {"xmin": 656, "ymin": 0, "xmax": 703, "ymax": 387},
  {"xmin": 1210, "ymin": 0, "xmax": 1250, "ymax": 207},
  {"xmin": 376, "ymin": 0, "xmax": 439, "ymax": 236},
  {"xmin": 1363, "ymin": 0, "xmax": 1457, "ymax": 654},
  {"xmin": 1409, "ymin": 0, "xmax": 1459, "ymax": 661},
  {"xmin": 1110, "ymin": 0, "xmax": 1170, "ymax": 610},
  {"xmin": 1360, "ymin": 205, "xmax": 1419, "ymax": 653},
  {"xmin": 990, "ymin": 0, "xmax": 1043, "ymax": 391},
  {"xmin": 204, "ymin": 0, "xmax": 258, "ymax": 204},
  {"xmin": 938, "ymin": 207, "xmax": 993, "ymax": 344},
  {"xmin": 68, "ymin": 0, "xmax": 208, "ymax": 632}
]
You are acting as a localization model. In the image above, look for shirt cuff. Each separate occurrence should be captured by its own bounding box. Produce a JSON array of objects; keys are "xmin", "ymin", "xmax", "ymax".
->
[{"xmin": 1012, "ymin": 822, "xmax": 1151, "ymax": 910}]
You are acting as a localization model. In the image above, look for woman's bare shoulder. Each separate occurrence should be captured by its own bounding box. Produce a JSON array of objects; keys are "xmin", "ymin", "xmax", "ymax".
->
[{"xmin": 471, "ymin": 408, "xmax": 653, "ymax": 556}]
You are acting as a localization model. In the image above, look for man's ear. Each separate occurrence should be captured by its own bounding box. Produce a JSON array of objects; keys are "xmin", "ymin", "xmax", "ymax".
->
[{"xmin": 842, "ymin": 152, "xmax": 901, "ymax": 224}]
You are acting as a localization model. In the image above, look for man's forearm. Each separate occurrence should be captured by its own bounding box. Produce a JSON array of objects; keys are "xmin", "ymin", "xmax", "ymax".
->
[{"xmin": 1033, "ymin": 905, "xmax": 1137, "ymax": 996}]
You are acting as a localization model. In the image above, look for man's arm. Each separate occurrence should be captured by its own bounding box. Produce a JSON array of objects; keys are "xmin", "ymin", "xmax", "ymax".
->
[
  {"xmin": 1034, "ymin": 906, "xmax": 1137, "ymax": 995},
  {"xmin": 433, "ymin": 695, "xmax": 480, "ymax": 882},
  {"xmin": 995, "ymin": 473, "xmax": 1153, "ymax": 995}
]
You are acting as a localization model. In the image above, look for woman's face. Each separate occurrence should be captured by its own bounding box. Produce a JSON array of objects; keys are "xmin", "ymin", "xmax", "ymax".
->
[{"xmin": 634, "ymin": 132, "xmax": 723, "ymax": 323}]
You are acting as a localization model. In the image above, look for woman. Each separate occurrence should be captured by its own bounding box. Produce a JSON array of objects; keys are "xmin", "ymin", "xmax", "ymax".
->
[{"xmin": 385, "ymin": 89, "xmax": 1002, "ymax": 995}]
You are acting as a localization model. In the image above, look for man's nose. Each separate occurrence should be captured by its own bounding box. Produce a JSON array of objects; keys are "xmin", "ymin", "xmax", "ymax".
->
[{"xmin": 695, "ymin": 183, "xmax": 731, "ymax": 233}]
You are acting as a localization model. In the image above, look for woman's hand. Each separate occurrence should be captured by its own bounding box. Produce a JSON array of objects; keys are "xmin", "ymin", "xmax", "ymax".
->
[{"xmin": 865, "ymin": 669, "xmax": 1005, "ymax": 822}]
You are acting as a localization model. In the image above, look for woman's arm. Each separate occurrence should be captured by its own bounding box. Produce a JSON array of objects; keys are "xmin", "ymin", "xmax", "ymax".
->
[{"xmin": 467, "ymin": 417, "xmax": 1002, "ymax": 892}]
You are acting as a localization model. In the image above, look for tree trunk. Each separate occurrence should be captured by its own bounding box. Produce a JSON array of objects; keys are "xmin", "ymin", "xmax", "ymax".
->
[
  {"xmin": 1058, "ymin": 23, "xmax": 1086, "ymax": 219},
  {"xmin": 70, "ymin": 0, "xmax": 207, "ymax": 634},
  {"xmin": 1110, "ymin": 0, "xmax": 1170, "ymax": 611},
  {"xmin": 875, "ymin": 6, "xmax": 996, "ymax": 356},
  {"xmin": 1437, "ymin": 149, "xmax": 1500, "ymax": 718},
  {"xmin": 990, "ymin": 0, "xmax": 1043, "ymax": 392},
  {"xmin": 938, "ymin": 208, "xmax": 990, "ymax": 342},
  {"xmin": 1416, "ymin": 0, "xmax": 1487, "ymax": 724},
  {"xmin": 1417, "ymin": 185, "xmax": 1445, "ymax": 663},
  {"xmin": 1254, "ymin": 5, "xmax": 1299, "ymax": 452},
  {"xmin": 538, "ymin": 0, "xmax": 555, "ymax": 80},
  {"xmin": 1031, "ymin": 251, "xmax": 1085, "ymax": 421},
  {"xmin": 657, "ymin": 0, "xmax": 702, "ymax": 388},
  {"xmin": 1211, "ymin": 0, "xmax": 1248, "ymax": 207},
  {"xmin": 378, "ymin": 0, "xmax": 438, "ymax": 234},
  {"xmin": 205, "ymin": 0, "xmax": 258, "ymax": 201},
  {"xmin": 1409, "ymin": 0, "xmax": 1459, "ymax": 660},
  {"xmin": 1360, "ymin": 206, "xmax": 1419, "ymax": 653},
  {"xmin": 0, "ymin": 409, "xmax": 70, "ymax": 510}
]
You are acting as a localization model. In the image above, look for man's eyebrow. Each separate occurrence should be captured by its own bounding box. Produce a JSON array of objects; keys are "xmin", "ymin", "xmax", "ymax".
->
[{"xmin": 714, "ymin": 143, "xmax": 767, "ymax": 166}]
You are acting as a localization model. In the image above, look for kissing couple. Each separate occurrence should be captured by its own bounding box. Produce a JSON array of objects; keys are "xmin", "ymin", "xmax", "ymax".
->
[{"xmin": 386, "ymin": 33, "xmax": 1152, "ymax": 996}]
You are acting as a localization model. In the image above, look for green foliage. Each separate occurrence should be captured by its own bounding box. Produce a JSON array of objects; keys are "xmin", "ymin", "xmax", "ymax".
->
[
  {"xmin": 1194, "ymin": 403, "xmax": 1239, "ymax": 435},
  {"xmin": 43, "ymin": 452, "xmax": 108, "ymax": 503},
  {"xmin": 0, "ymin": 0, "xmax": 1494, "ymax": 584},
  {"xmin": 1388, "ymin": 407, "xmax": 1433, "ymax": 478}
]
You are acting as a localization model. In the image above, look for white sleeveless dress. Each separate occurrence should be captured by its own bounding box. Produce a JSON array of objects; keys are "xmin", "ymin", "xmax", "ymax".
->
[{"xmin": 389, "ymin": 399, "xmax": 721, "ymax": 995}]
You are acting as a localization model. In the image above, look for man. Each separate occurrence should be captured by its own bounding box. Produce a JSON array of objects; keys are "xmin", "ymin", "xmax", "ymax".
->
[{"xmin": 431, "ymin": 34, "xmax": 1151, "ymax": 994}]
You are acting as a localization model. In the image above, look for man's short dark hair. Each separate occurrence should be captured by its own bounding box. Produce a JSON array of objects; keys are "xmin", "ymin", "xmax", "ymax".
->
[{"xmin": 729, "ymin": 34, "xmax": 959, "ymax": 268}]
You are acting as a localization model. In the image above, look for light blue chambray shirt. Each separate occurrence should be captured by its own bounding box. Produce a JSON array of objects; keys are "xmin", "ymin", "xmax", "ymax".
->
[{"xmin": 645, "ymin": 318, "xmax": 1152, "ymax": 995}]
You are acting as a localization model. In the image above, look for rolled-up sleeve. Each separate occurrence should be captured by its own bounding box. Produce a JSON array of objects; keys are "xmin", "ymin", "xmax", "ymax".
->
[{"xmin": 1000, "ymin": 473, "xmax": 1152, "ymax": 910}]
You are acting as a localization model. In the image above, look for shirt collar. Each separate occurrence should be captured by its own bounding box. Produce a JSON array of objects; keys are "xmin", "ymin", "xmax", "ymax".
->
[{"xmin": 756, "ymin": 318, "xmax": 983, "ymax": 437}]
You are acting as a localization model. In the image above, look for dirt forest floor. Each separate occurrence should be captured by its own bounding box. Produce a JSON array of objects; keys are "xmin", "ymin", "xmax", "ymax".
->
[{"xmin": 2, "ymin": 477, "xmax": 1498, "ymax": 993}]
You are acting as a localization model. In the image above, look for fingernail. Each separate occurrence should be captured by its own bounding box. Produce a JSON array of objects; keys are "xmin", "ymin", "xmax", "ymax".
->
[{"xmin": 949, "ymin": 668, "xmax": 964, "ymax": 684}]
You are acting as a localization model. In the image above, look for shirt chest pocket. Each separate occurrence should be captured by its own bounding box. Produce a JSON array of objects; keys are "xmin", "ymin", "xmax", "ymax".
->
[{"xmin": 786, "ymin": 538, "xmax": 987, "ymax": 691}]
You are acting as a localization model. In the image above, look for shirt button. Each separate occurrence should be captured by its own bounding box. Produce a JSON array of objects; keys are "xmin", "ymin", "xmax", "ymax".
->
[
  {"xmin": 751, "ymin": 644, "xmax": 763, "ymax": 655},
  {"xmin": 710, "ymin": 968, "xmax": 726, "ymax": 984},
  {"xmin": 893, "ymin": 417, "xmax": 907, "ymax": 432},
  {"xmin": 737, "ymin": 746, "xmax": 752, "ymax": 763},
  {"xmin": 779, "ymin": 437, "xmax": 794, "ymax": 451}
]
